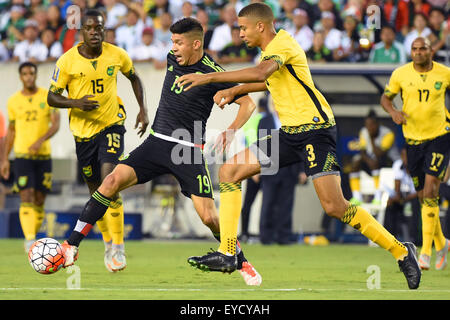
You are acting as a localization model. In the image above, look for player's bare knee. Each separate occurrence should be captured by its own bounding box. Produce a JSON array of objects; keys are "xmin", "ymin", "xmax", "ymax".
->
[
  {"xmin": 100, "ymin": 173, "xmax": 120, "ymax": 196},
  {"xmin": 323, "ymin": 202, "xmax": 346, "ymax": 219},
  {"xmin": 218, "ymin": 164, "xmax": 241, "ymax": 183}
]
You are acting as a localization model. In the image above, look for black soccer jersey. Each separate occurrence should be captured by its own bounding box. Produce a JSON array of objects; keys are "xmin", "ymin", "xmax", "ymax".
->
[{"xmin": 151, "ymin": 51, "xmax": 240, "ymax": 145}]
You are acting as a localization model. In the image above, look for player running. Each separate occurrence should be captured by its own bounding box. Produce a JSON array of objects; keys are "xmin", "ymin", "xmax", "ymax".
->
[
  {"xmin": 176, "ymin": 3, "xmax": 421, "ymax": 289},
  {"xmin": 61, "ymin": 17, "xmax": 262, "ymax": 286},
  {"xmin": 381, "ymin": 37, "xmax": 450, "ymax": 271},
  {"xmin": 47, "ymin": 9, "xmax": 149, "ymax": 272}
]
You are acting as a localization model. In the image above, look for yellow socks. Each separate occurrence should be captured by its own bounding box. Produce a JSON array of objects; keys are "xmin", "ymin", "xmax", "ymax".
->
[
  {"xmin": 218, "ymin": 182, "xmax": 242, "ymax": 255},
  {"xmin": 19, "ymin": 202, "xmax": 36, "ymax": 240},
  {"xmin": 96, "ymin": 214, "xmax": 112, "ymax": 243},
  {"xmin": 33, "ymin": 204, "xmax": 45, "ymax": 234},
  {"xmin": 421, "ymin": 197, "xmax": 441, "ymax": 256},
  {"xmin": 434, "ymin": 214, "xmax": 446, "ymax": 252},
  {"xmin": 341, "ymin": 204, "xmax": 408, "ymax": 261},
  {"xmin": 108, "ymin": 196, "xmax": 124, "ymax": 247}
]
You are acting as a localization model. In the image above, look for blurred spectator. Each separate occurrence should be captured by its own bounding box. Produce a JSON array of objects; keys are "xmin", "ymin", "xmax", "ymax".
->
[
  {"xmin": 306, "ymin": 30, "xmax": 333, "ymax": 62},
  {"xmin": 154, "ymin": 12, "xmax": 172, "ymax": 53},
  {"xmin": 276, "ymin": 0, "xmax": 300, "ymax": 31},
  {"xmin": 180, "ymin": 1, "xmax": 196, "ymax": 19},
  {"xmin": 12, "ymin": 20, "xmax": 48, "ymax": 63},
  {"xmin": 208, "ymin": 4, "xmax": 238, "ymax": 55},
  {"xmin": 87, "ymin": 0, "xmax": 105, "ymax": 10},
  {"xmin": 349, "ymin": 109, "xmax": 399, "ymax": 206},
  {"xmin": 286, "ymin": 8, "xmax": 314, "ymax": 52},
  {"xmin": 41, "ymin": 28, "xmax": 63, "ymax": 62},
  {"xmin": 318, "ymin": 11, "xmax": 342, "ymax": 51},
  {"xmin": 148, "ymin": 0, "xmax": 175, "ymax": 30},
  {"xmin": 369, "ymin": 25, "xmax": 407, "ymax": 64},
  {"xmin": 396, "ymin": 0, "xmax": 431, "ymax": 37},
  {"xmin": 0, "ymin": 41, "xmax": 9, "ymax": 61},
  {"xmin": 103, "ymin": 0, "xmax": 128, "ymax": 29},
  {"xmin": 129, "ymin": 27, "xmax": 167, "ymax": 69},
  {"xmin": 47, "ymin": 5, "xmax": 65, "ymax": 37},
  {"xmin": 312, "ymin": 0, "xmax": 343, "ymax": 30},
  {"xmin": 333, "ymin": 13, "xmax": 361, "ymax": 62},
  {"xmin": 1, "ymin": 5, "xmax": 27, "ymax": 49},
  {"xmin": 216, "ymin": 26, "xmax": 258, "ymax": 64},
  {"xmin": 427, "ymin": 7, "xmax": 449, "ymax": 61},
  {"xmin": 116, "ymin": 8, "xmax": 148, "ymax": 52},
  {"xmin": 403, "ymin": 12, "xmax": 432, "ymax": 57},
  {"xmin": 196, "ymin": 9, "xmax": 214, "ymax": 51},
  {"xmin": 197, "ymin": 0, "xmax": 224, "ymax": 28},
  {"xmin": 32, "ymin": 6, "xmax": 48, "ymax": 34},
  {"xmin": 427, "ymin": 0, "xmax": 449, "ymax": 8},
  {"xmin": 105, "ymin": 28, "xmax": 116, "ymax": 45}
]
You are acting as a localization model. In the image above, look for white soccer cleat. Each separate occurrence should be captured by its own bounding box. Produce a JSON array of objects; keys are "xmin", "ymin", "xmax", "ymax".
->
[
  {"xmin": 238, "ymin": 261, "xmax": 262, "ymax": 286},
  {"xmin": 435, "ymin": 239, "xmax": 450, "ymax": 271},
  {"xmin": 61, "ymin": 241, "xmax": 79, "ymax": 268},
  {"xmin": 418, "ymin": 253, "xmax": 430, "ymax": 270},
  {"xmin": 104, "ymin": 247, "xmax": 114, "ymax": 272},
  {"xmin": 110, "ymin": 248, "xmax": 127, "ymax": 272}
]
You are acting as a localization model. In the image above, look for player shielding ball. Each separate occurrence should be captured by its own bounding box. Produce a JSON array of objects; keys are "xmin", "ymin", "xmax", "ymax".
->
[
  {"xmin": 176, "ymin": 3, "xmax": 421, "ymax": 289},
  {"xmin": 61, "ymin": 17, "xmax": 262, "ymax": 286}
]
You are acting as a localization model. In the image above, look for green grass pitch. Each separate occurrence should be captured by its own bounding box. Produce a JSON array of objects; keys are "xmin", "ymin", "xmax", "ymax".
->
[{"xmin": 1, "ymin": 239, "xmax": 449, "ymax": 300}]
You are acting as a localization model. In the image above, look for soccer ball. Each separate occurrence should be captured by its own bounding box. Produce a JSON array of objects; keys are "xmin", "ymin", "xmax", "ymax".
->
[{"xmin": 28, "ymin": 238, "xmax": 65, "ymax": 274}]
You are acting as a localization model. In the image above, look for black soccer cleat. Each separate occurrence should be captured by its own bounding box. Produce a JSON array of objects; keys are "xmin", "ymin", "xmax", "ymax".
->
[
  {"xmin": 398, "ymin": 242, "xmax": 421, "ymax": 290},
  {"xmin": 187, "ymin": 250, "xmax": 237, "ymax": 274}
]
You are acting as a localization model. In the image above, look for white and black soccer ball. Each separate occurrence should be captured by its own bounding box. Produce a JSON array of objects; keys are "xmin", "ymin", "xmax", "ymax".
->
[{"xmin": 28, "ymin": 238, "xmax": 65, "ymax": 274}]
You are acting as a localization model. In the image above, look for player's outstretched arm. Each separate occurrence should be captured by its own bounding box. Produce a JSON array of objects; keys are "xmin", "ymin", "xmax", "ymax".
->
[
  {"xmin": 0, "ymin": 122, "xmax": 15, "ymax": 180},
  {"xmin": 47, "ymin": 90, "xmax": 99, "ymax": 111},
  {"xmin": 176, "ymin": 59, "xmax": 278, "ymax": 92},
  {"xmin": 214, "ymin": 83, "xmax": 267, "ymax": 109},
  {"xmin": 213, "ymin": 95, "xmax": 256, "ymax": 154},
  {"xmin": 125, "ymin": 70, "xmax": 149, "ymax": 138}
]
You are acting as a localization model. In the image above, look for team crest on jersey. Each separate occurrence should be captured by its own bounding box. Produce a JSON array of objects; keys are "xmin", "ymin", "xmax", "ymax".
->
[
  {"xmin": 82, "ymin": 165, "xmax": 93, "ymax": 177},
  {"xmin": 40, "ymin": 102, "xmax": 45, "ymax": 109},
  {"xmin": 18, "ymin": 176, "xmax": 28, "ymax": 187},
  {"xmin": 107, "ymin": 66, "xmax": 115, "ymax": 76},
  {"xmin": 434, "ymin": 81, "xmax": 442, "ymax": 90}
]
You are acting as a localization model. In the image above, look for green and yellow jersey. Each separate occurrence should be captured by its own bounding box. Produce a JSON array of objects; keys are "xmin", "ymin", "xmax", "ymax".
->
[
  {"xmin": 49, "ymin": 42, "xmax": 133, "ymax": 139},
  {"xmin": 7, "ymin": 87, "xmax": 57, "ymax": 158},
  {"xmin": 260, "ymin": 29, "xmax": 335, "ymax": 131},
  {"xmin": 384, "ymin": 61, "xmax": 450, "ymax": 143}
]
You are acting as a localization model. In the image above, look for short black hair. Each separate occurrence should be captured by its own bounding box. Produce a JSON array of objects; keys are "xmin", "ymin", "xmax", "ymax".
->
[
  {"xmin": 82, "ymin": 9, "xmax": 105, "ymax": 26},
  {"xmin": 19, "ymin": 61, "xmax": 37, "ymax": 73},
  {"xmin": 170, "ymin": 17, "xmax": 203, "ymax": 38},
  {"xmin": 381, "ymin": 24, "xmax": 396, "ymax": 33},
  {"xmin": 238, "ymin": 3, "xmax": 274, "ymax": 22},
  {"xmin": 366, "ymin": 109, "xmax": 377, "ymax": 120}
]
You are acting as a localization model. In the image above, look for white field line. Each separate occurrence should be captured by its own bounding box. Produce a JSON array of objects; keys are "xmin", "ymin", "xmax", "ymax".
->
[{"xmin": 1, "ymin": 287, "xmax": 450, "ymax": 293}]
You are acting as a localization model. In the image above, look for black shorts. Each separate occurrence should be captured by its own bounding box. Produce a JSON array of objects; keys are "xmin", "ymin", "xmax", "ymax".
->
[
  {"xmin": 75, "ymin": 124, "xmax": 126, "ymax": 183},
  {"xmin": 406, "ymin": 133, "xmax": 450, "ymax": 191},
  {"xmin": 13, "ymin": 157, "xmax": 52, "ymax": 193},
  {"xmin": 251, "ymin": 126, "xmax": 340, "ymax": 178},
  {"xmin": 120, "ymin": 134, "xmax": 213, "ymax": 199}
]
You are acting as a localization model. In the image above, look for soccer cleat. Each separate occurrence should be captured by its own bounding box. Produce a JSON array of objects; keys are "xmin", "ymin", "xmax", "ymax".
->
[
  {"xmin": 110, "ymin": 249, "xmax": 127, "ymax": 272},
  {"xmin": 187, "ymin": 250, "xmax": 237, "ymax": 273},
  {"xmin": 238, "ymin": 261, "xmax": 262, "ymax": 286},
  {"xmin": 435, "ymin": 239, "xmax": 450, "ymax": 271},
  {"xmin": 24, "ymin": 239, "xmax": 35, "ymax": 253},
  {"xmin": 104, "ymin": 247, "xmax": 114, "ymax": 272},
  {"xmin": 418, "ymin": 253, "xmax": 431, "ymax": 270},
  {"xmin": 398, "ymin": 242, "xmax": 421, "ymax": 290},
  {"xmin": 61, "ymin": 241, "xmax": 79, "ymax": 268}
]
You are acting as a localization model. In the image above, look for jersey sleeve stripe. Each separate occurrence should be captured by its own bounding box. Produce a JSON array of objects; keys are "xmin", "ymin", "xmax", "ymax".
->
[{"xmin": 285, "ymin": 64, "xmax": 329, "ymax": 122}]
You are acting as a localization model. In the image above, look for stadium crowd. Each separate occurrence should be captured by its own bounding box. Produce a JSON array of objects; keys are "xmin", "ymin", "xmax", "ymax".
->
[{"xmin": 0, "ymin": 0, "xmax": 448, "ymax": 67}]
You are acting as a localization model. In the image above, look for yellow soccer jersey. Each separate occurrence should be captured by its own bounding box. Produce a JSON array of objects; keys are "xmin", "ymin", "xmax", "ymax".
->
[
  {"xmin": 260, "ymin": 29, "xmax": 334, "ymax": 128},
  {"xmin": 49, "ymin": 42, "xmax": 133, "ymax": 139},
  {"xmin": 7, "ymin": 88, "xmax": 56, "ymax": 158},
  {"xmin": 385, "ymin": 61, "xmax": 450, "ymax": 142}
]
